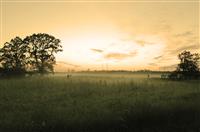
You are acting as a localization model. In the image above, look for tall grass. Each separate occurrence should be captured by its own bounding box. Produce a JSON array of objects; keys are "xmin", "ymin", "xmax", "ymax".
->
[{"xmin": 0, "ymin": 73, "xmax": 199, "ymax": 132}]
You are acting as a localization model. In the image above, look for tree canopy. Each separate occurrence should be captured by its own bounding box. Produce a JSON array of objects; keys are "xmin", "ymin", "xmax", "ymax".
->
[
  {"xmin": 177, "ymin": 50, "xmax": 200, "ymax": 73},
  {"xmin": 0, "ymin": 37, "xmax": 27, "ymax": 75},
  {"xmin": 24, "ymin": 33, "xmax": 62, "ymax": 73},
  {"xmin": 170, "ymin": 50, "xmax": 200, "ymax": 79},
  {"xmin": 0, "ymin": 33, "xmax": 62, "ymax": 76}
]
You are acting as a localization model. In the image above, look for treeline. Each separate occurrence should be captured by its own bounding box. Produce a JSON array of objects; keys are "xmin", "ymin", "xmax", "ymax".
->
[
  {"xmin": 79, "ymin": 70, "xmax": 171, "ymax": 74},
  {"xmin": 0, "ymin": 33, "xmax": 62, "ymax": 76},
  {"xmin": 0, "ymin": 33, "xmax": 199, "ymax": 79},
  {"xmin": 80, "ymin": 50, "xmax": 200, "ymax": 80}
]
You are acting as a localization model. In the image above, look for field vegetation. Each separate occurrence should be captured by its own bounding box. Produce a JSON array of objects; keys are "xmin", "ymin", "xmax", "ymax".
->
[{"xmin": 0, "ymin": 73, "xmax": 199, "ymax": 132}]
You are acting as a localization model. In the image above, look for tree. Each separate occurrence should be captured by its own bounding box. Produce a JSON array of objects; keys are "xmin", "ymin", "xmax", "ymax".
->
[
  {"xmin": 175, "ymin": 50, "xmax": 200, "ymax": 79},
  {"xmin": 23, "ymin": 33, "xmax": 62, "ymax": 74},
  {"xmin": 0, "ymin": 33, "xmax": 62, "ymax": 77},
  {"xmin": 0, "ymin": 37, "xmax": 28, "ymax": 75}
]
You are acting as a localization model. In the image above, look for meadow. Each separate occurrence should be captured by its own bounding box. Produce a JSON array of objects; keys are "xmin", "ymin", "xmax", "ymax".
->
[{"xmin": 0, "ymin": 73, "xmax": 199, "ymax": 132}]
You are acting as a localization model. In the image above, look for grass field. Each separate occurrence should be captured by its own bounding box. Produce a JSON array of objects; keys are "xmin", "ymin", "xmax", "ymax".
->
[{"xmin": 0, "ymin": 73, "xmax": 199, "ymax": 132}]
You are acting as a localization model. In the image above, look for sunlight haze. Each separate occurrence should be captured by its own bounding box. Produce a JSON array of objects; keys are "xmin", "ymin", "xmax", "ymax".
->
[{"xmin": 0, "ymin": 0, "xmax": 199, "ymax": 71}]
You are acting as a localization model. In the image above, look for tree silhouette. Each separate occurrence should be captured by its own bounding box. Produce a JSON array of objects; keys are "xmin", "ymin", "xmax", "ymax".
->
[
  {"xmin": 23, "ymin": 33, "xmax": 62, "ymax": 74},
  {"xmin": 0, "ymin": 37, "xmax": 28, "ymax": 75},
  {"xmin": 0, "ymin": 33, "xmax": 62, "ymax": 76},
  {"xmin": 175, "ymin": 50, "xmax": 200, "ymax": 79}
]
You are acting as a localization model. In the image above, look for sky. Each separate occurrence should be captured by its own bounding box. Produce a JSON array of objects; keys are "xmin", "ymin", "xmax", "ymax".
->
[{"xmin": 0, "ymin": 0, "xmax": 199, "ymax": 71}]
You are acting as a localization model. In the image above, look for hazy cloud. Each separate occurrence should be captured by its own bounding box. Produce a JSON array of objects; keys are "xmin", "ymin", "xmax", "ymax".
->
[
  {"xmin": 91, "ymin": 48, "xmax": 104, "ymax": 53},
  {"xmin": 174, "ymin": 31, "xmax": 193, "ymax": 37},
  {"xmin": 136, "ymin": 40, "xmax": 154, "ymax": 46},
  {"xmin": 121, "ymin": 37, "xmax": 155, "ymax": 46},
  {"xmin": 148, "ymin": 63, "xmax": 157, "ymax": 66},
  {"xmin": 154, "ymin": 55, "xmax": 163, "ymax": 60},
  {"xmin": 104, "ymin": 51, "xmax": 137, "ymax": 60},
  {"xmin": 169, "ymin": 43, "xmax": 200, "ymax": 55},
  {"xmin": 56, "ymin": 61, "xmax": 80, "ymax": 67}
]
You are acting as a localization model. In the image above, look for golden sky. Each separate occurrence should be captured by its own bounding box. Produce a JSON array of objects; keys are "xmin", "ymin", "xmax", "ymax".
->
[{"xmin": 0, "ymin": 0, "xmax": 199, "ymax": 71}]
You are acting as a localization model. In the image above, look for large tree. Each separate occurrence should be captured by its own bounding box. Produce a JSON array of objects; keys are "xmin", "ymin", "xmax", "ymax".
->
[
  {"xmin": 176, "ymin": 50, "xmax": 200, "ymax": 79},
  {"xmin": 23, "ymin": 33, "xmax": 62, "ymax": 73},
  {"xmin": 0, "ymin": 37, "xmax": 28, "ymax": 75}
]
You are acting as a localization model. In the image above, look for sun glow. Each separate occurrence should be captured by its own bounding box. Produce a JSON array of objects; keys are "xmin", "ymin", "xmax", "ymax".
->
[
  {"xmin": 57, "ymin": 27, "xmax": 119, "ymax": 62},
  {"xmin": 56, "ymin": 29, "xmax": 166, "ymax": 70},
  {"xmin": 2, "ymin": 2, "xmax": 198, "ymax": 71}
]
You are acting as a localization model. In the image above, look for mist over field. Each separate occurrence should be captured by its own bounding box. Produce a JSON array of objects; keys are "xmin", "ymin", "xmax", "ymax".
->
[{"xmin": 0, "ymin": 73, "xmax": 200, "ymax": 132}]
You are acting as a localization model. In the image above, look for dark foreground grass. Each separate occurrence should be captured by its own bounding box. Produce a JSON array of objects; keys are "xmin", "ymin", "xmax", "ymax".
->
[{"xmin": 0, "ymin": 74, "xmax": 199, "ymax": 132}]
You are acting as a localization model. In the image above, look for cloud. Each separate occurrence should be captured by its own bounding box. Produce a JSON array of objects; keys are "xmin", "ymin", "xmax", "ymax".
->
[
  {"xmin": 154, "ymin": 55, "xmax": 163, "ymax": 60},
  {"xmin": 56, "ymin": 61, "xmax": 80, "ymax": 67},
  {"xmin": 121, "ymin": 37, "xmax": 156, "ymax": 46},
  {"xmin": 136, "ymin": 40, "xmax": 146, "ymax": 46},
  {"xmin": 104, "ymin": 51, "xmax": 137, "ymax": 60},
  {"xmin": 135, "ymin": 40, "xmax": 154, "ymax": 46},
  {"xmin": 174, "ymin": 31, "xmax": 193, "ymax": 37},
  {"xmin": 148, "ymin": 63, "xmax": 157, "ymax": 66},
  {"xmin": 169, "ymin": 43, "xmax": 200, "ymax": 55},
  {"xmin": 91, "ymin": 48, "xmax": 104, "ymax": 53}
]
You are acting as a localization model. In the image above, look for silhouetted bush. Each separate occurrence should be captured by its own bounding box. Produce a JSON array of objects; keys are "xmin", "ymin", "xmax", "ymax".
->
[{"xmin": 169, "ymin": 51, "xmax": 200, "ymax": 80}]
